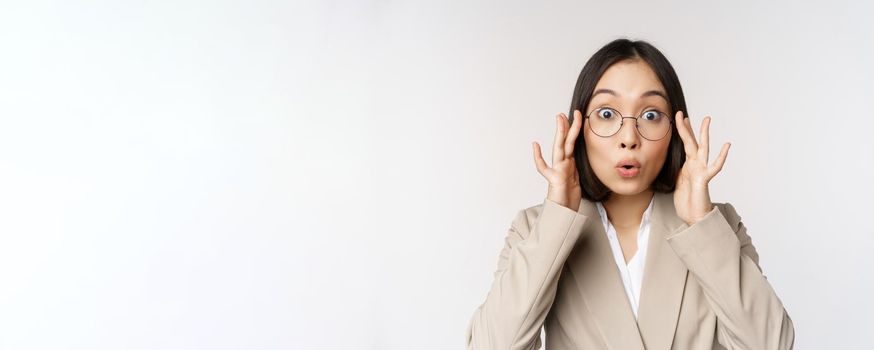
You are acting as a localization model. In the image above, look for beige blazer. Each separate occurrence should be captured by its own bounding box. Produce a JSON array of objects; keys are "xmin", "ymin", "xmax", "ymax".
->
[{"xmin": 466, "ymin": 191, "xmax": 795, "ymax": 349}]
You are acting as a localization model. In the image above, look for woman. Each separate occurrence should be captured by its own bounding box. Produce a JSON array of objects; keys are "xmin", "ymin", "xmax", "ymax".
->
[{"xmin": 465, "ymin": 39, "xmax": 795, "ymax": 349}]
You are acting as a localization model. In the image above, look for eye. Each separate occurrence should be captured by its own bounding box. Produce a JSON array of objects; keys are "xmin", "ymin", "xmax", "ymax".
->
[
  {"xmin": 641, "ymin": 110, "xmax": 663, "ymax": 121},
  {"xmin": 596, "ymin": 108, "xmax": 617, "ymax": 120}
]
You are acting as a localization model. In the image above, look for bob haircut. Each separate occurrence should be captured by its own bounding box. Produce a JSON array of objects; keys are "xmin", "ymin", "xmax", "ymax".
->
[{"xmin": 568, "ymin": 38, "xmax": 689, "ymax": 203}]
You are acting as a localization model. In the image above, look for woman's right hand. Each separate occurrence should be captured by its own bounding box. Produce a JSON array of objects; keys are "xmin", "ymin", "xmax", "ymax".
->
[{"xmin": 532, "ymin": 110, "xmax": 584, "ymax": 212}]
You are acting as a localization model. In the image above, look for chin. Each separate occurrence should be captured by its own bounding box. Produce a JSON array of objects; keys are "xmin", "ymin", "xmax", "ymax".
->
[{"xmin": 604, "ymin": 178, "xmax": 650, "ymax": 195}]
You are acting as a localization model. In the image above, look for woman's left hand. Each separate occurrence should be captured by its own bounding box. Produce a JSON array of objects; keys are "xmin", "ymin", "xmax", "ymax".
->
[{"xmin": 673, "ymin": 111, "xmax": 731, "ymax": 226}]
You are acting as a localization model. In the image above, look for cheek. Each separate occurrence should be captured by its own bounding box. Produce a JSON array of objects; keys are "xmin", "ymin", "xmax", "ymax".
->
[
  {"xmin": 645, "ymin": 139, "xmax": 672, "ymax": 172},
  {"xmin": 583, "ymin": 130, "xmax": 612, "ymax": 170}
]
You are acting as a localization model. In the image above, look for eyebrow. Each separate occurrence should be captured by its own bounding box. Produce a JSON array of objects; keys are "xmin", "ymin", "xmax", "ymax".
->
[{"xmin": 591, "ymin": 88, "xmax": 669, "ymax": 102}]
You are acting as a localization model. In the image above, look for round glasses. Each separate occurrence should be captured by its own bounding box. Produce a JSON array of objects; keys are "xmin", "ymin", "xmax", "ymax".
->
[{"xmin": 583, "ymin": 107, "xmax": 674, "ymax": 141}]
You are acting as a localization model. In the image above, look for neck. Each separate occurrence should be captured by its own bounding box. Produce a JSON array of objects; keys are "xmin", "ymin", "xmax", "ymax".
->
[{"xmin": 602, "ymin": 188, "xmax": 654, "ymax": 229}]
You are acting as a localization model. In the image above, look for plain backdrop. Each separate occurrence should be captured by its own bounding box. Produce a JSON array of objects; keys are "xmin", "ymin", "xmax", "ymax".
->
[{"xmin": 1, "ymin": 0, "xmax": 872, "ymax": 349}]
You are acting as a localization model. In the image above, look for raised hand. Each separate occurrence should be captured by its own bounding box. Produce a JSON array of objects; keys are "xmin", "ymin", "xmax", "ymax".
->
[
  {"xmin": 673, "ymin": 111, "xmax": 731, "ymax": 226},
  {"xmin": 533, "ymin": 110, "xmax": 584, "ymax": 212}
]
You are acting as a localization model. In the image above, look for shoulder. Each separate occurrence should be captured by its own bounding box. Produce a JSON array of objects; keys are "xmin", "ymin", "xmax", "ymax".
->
[{"xmin": 513, "ymin": 198, "xmax": 587, "ymax": 233}]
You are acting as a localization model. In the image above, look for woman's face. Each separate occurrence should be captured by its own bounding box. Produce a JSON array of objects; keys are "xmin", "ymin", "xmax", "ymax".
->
[{"xmin": 583, "ymin": 59, "xmax": 673, "ymax": 196}]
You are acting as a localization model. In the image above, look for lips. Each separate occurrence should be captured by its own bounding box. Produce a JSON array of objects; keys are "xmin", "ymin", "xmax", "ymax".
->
[
  {"xmin": 615, "ymin": 159, "xmax": 641, "ymax": 178},
  {"xmin": 615, "ymin": 159, "xmax": 641, "ymax": 169}
]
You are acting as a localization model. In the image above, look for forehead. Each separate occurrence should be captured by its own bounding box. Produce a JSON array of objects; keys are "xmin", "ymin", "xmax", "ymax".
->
[{"xmin": 591, "ymin": 59, "xmax": 667, "ymax": 104}]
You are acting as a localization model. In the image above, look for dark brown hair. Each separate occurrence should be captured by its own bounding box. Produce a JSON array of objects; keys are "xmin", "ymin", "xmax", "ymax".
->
[{"xmin": 568, "ymin": 38, "xmax": 688, "ymax": 202}]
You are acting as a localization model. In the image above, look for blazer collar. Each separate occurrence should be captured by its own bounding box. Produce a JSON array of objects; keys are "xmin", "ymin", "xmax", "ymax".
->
[{"xmin": 566, "ymin": 191, "xmax": 689, "ymax": 350}]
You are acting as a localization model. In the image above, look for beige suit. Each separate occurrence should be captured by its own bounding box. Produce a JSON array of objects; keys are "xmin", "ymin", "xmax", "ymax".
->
[{"xmin": 466, "ymin": 191, "xmax": 794, "ymax": 349}]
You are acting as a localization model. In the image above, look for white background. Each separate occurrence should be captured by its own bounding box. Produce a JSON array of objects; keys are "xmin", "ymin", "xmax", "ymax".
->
[{"xmin": 1, "ymin": 0, "xmax": 872, "ymax": 349}]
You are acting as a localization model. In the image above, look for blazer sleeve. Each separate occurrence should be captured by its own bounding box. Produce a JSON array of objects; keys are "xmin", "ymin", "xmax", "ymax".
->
[
  {"xmin": 665, "ymin": 202, "xmax": 795, "ymax": 350},
  {"xmin": 465, "ymin": 198, "xmax": 589, "ymax": 350}
]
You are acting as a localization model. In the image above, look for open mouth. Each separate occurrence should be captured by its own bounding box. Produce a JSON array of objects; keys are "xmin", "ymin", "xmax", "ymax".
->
[{"xmin": 616, "ymin": 166, "xmax": 640, "ymax": 178}]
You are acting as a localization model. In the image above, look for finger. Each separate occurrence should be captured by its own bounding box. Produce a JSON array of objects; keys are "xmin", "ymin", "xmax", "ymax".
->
[
  {"xmin": 564, "ymin": 110, "xmax": 583, "ymax": 156},
  {"xmin": 675, "ymin": 111, "xmax": 698, "ymax": 155},
  {"xmin": 700, "ymin": 116, "xmax": 711, "ymax": 163},
  {"xmin": 708, "ymin": 142, "xmax": 731, "ymax": 178},
  {"xmin": 552, "ymin": 113, "xmax": 568, "ymax": 163},
  {"xmin": 533, "ymin": 141, "xmax": 549, "ymax": 175},
  {"xmin": 684, "ymin": 114, "xmax": 699, "ymax": 150}
]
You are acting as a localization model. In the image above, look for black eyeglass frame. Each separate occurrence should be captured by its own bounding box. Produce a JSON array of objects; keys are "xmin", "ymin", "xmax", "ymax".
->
[{"xmin": 582, "ymin": 107, "xmax": 675, "ymax": 141}]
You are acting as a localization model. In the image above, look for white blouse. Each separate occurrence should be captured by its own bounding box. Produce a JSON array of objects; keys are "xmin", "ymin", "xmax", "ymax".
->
[{"xmin": 594, "ymin": 195, "xmax": 655, "ymax": 320}]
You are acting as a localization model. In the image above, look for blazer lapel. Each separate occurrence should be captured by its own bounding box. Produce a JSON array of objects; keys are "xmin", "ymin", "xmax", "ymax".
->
[
  {"xmin": 565, "ymin": 197, "xmax": 645, "ymax": 350},
  {"xmin": 636, "ymin": 191, "xmax": 689, "ymax": 350}
]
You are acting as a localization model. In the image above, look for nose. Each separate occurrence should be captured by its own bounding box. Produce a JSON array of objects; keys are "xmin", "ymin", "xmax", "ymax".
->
[{"xmin": 617, "ymin": 117, "xmax": 640, "ymax": 149}]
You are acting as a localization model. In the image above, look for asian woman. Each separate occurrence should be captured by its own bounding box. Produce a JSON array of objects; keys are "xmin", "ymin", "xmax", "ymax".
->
[{"xmin": 465, "ymin": 38, "xmax": 795, "ymax": 350}]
